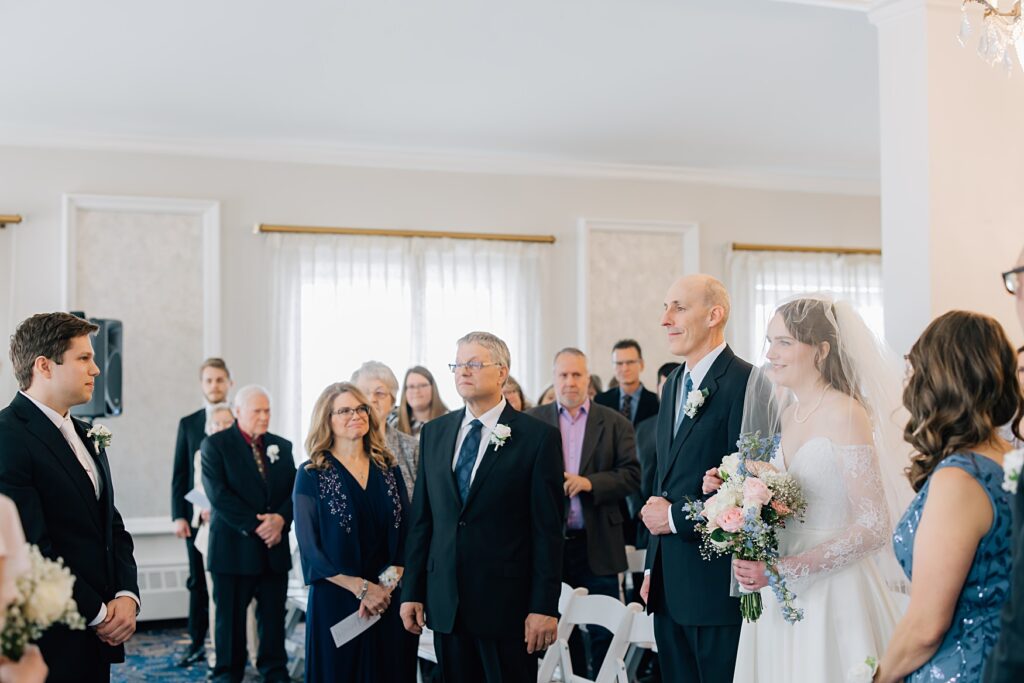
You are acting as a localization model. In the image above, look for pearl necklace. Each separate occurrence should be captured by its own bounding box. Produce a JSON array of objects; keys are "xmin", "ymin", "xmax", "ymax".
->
[{"xmin": 793, "ymin": 387, "xmax": 828, "ymax": 424}]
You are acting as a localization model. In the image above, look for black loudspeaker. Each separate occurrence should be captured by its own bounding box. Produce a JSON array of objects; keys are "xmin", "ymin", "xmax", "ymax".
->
[{"xmin": 71, "ymin": 318, "xmax": 123, "ymax": 419}]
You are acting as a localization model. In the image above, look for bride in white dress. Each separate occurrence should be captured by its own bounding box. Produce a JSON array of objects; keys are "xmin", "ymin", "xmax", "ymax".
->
[{"xmin": 716, "ymin": 296, "xmax": 912, "ymax": 682}]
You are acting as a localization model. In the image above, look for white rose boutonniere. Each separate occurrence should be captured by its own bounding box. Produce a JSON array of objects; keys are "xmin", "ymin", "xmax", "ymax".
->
[
  {"xmin": 86, "ymin": 424, "xmax": 112, "ymax": 450},
  {"xmin": 846, "ymin": 656, "xmax": 878, "ymax": 683},
  {"xmin": 489, "ymin": 424, "xmax": 512, "ymax": 450},
  {"xmin": 1002, "ymin": 449, "xmax": 1024, "ymax": 494},
  {"xmin": 683, "ymin": 388, "xmax": 710, "ymax": 419},
  {"xmin": 266, "ymin": 444, "xmax": 280, "ymax": 464}
]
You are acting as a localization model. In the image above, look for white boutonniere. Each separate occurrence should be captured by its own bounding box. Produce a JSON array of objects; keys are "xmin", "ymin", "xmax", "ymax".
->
[
  {"xmin": 489, "ymin": 424, "xmax": 512, "ymax": 450},
  {"xmin": 683, "ymin": 388, "xmax": 710, "ymax": 419},
  {"xmin": 846, "ymin": 656, "xmax": 878, "ymax": 683},
  {"xmin": 266, "ymin": 444, "xmax": 280, "ymax": 464},
  {"xmin": 86, "ymin": 424, "xmax": 112, "ymax": 450},
  {"xmin": 1002, "ymin": 449, "xmax": 1024, "ymax": 494}
]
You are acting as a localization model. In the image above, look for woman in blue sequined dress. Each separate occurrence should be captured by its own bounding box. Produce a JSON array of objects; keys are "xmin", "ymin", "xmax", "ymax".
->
[
  {"xmin": 877, "ymin": 311, "xmax": 1024, "ymax": 683},
  {"xmin": 293, "ymin": 382, "xmax": 414, "ymax": 682}
]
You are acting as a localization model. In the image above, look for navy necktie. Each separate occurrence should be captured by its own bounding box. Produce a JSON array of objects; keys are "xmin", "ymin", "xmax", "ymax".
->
[
  {"xmin": 621, "ymin": 393, "xmax": 633, "ymax": 422},
  {"xmin": 455, "ymin": 419, "xmax": 483, "ymax": 503},
  {"xmin": 675, "ymin": 372, "xmax": 693, "ymax": 435}
]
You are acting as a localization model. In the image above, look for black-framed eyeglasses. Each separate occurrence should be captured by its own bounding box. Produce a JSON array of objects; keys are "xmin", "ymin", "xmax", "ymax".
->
[
  {"xmin": 448, "ymin": 361, "xmax": 503, "ymax": 373},
  {"xmin": 1002, "ymin": 265, "xmax": 1024, "ymax": 295},
  {"xmin": 331, "ymin": 405, "xmax": 370, "ymax": 418}
]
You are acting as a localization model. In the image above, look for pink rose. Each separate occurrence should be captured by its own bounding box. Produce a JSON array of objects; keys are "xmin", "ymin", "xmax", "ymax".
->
[
  {"xmin": 743, "ymin": 477, "xmax": 773, "ymax": 507},
  {"xmin": 716, "ymin": 506, "xmax": 745, "ymax": 533}
]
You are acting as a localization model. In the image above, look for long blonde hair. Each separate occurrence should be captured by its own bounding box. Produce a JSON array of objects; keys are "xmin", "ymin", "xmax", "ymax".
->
[{"xmin": 304, "ymin": 382, "xmax": 396, "ymax": 472}]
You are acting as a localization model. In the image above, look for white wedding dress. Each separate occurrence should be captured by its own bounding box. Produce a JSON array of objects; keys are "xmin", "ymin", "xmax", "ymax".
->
[{"xmin": 732, "ymin": 437, "xmax": 903, "ymax": 682}]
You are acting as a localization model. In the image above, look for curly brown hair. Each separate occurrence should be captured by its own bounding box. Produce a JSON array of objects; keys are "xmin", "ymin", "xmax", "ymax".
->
[
  {"xmin": 904, "ymin": 310, "xmax": 1024, "ymax": 492},
  {"xmin": 304, "ymin": 382, "xmax": 395, "ymax": 472}
]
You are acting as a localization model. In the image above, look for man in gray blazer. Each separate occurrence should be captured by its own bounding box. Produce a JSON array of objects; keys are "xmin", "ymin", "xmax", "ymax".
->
[{"xmin": 528, "ymin": 347, "xmax": 640, "ymax": 678}]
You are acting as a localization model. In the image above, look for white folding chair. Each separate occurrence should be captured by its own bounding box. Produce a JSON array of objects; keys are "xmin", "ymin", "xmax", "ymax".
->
[
  {"xmin": 537, "ymin": 583, "xmax": 589, "ymax": 682},
  {"xmin": 621, "ymin": 606, "xmax": 657, "ymax": 683},
  {"xmin": 284, "ymin": 529, "xmax": 308, "ymax": 677},
  {"xmin": 553, "ymin": 594, "xmax": 641, "ymax": 683},
  {"xmin": 620, "ymin": 546, "xmax": 647, "ymax": 601}
]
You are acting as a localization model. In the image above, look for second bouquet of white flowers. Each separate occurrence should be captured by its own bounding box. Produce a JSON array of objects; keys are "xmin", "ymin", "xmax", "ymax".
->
[
  {"xmin": 1, "ymin": 545, "xmax": 85, "ymax": 660},
  {"xmin": 683, "ymin": 432, "xmax": 808, "ymax": 623}
]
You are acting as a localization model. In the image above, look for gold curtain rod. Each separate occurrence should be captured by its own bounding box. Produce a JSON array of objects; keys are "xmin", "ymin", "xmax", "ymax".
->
[
  {"xmin": 255, "ymin": 223, "xmax": 556, "ymax": 244},
  {"xmin": 0, "ymin": 214, "xmax": 23, "ymax": 228},
  {"xmin": 731, "ymin": 242, "xmax": 881, "ymax": 256}
]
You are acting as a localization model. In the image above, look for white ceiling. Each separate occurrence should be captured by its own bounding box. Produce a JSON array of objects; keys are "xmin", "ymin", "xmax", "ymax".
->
[{"xmin": 0, "ymin": 0, "xmax": 879, "ymax": 190}]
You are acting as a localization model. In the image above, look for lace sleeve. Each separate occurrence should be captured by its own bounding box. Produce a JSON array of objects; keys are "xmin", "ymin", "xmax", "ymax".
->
[{"xmin": 777, "ymin": 445, "xmax": 891, "ymax": 591}]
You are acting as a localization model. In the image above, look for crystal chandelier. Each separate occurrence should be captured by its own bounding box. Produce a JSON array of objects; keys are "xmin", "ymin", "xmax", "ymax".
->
[{"xmin": 959, "ymin": 0, "xmax": 1024, "ymax": 74}]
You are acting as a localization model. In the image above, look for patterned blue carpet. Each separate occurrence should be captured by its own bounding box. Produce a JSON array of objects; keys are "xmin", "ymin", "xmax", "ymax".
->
[{"xmin": 112, "ymin": 621, "xmax": 302, "ymax": 682}]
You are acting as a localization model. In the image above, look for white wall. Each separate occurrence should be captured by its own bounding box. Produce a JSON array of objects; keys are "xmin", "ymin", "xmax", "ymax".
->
[{"xmin": 0, "ymin": 143, "xmax": 881, "ymax": 437}]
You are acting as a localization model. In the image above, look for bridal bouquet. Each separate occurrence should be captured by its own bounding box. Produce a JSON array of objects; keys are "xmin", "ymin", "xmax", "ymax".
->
[
  {"xmin": 1, "ymin": 545, "xmax": 85, "ymax": 660},
  {"xmin": 683, "ymin": 432, "xmax": 807, "ymax": 623}
]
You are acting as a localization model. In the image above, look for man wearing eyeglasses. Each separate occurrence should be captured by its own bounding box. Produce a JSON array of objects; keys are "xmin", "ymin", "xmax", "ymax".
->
[
  {"xmin": 401, "ymin": 331, "xmax": 564, "ymax": 683},
  {"xmin": 986, "ymin": 246, "xmax": 1024, "ymax": 683},
  {"xmin": 595, "ymin": 339, "xmax": 660, "ymax": 426},
  {"xmin": 201, "ymin": 385, "xmax": 296, "ymax": 683}
]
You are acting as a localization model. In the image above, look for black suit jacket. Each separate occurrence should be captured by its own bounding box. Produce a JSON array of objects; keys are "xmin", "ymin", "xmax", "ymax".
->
[
  {"xmin": 201, "ymin": 425, "xmax": 295, "ymax": 575},
  {"xmin": 527, "ymin": 402, "xmax": 640, "ymax": 575},
  {"xmin": 644, "ymin": 347, "xmax": 751, "ymax": 626},
  {"xmin": 984, "ymin": 487, "xmax": 1024, "ymax": 681},
  {"xmin": 0, "ymin": 393, "xmax": 139, "ymax": 677},
  {"xmin": 171, "ymin": 408, "xmax": 205, "ymax": 523},
  {"xmin": 630, "ymin": 415, "xmax": 658, "ymax": 550},
  {"xmin": 595, "ymin": 385, "xmax": 659, "ymax": 426},
  {"xmin": 401, "ymin": 403, "xmax": 564, "ymax": 638}
]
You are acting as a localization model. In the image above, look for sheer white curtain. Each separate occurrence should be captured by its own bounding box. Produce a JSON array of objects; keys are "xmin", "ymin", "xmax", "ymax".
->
[
  {"xmin": 269, "ymin": 233, "xmax": 550, "ymax": 452},
  {"xmin": 727, "ymin": 248, "xmax": 884, "ymax": 362}
]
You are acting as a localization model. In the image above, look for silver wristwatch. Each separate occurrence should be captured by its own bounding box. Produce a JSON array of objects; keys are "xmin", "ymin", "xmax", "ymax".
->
[{"xmin": 356, "ymin": 579, "xmax": 369, "ymax": 601}]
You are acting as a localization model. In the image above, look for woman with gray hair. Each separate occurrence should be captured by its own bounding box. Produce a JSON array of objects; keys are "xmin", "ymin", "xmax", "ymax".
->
[{"xmin": 352, "ymin": 361, "xmax": 419, "ymax": 501}]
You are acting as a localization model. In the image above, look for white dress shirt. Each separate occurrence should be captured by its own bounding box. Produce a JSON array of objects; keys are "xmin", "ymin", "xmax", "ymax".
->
[
  {"xmin": 19, "ymin": 391, "xmax": 140, "ymax": 625},
  {"xmin": 451, "ymin": 397, "xmax": 507, "ymax": 486},
  {"xmin": 667, "ymin": 341, "xmax": 728, "ymax": 535}
]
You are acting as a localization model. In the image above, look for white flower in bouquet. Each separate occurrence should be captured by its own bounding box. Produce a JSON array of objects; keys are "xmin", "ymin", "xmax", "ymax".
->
[
  {"xmin": 846, "ymin": 656, "xmax": 878, "ymax": 683},
  {"xmin": 2, "ymin": 545, "xmax": 85, "ymax": 661},
  {"xmin": 719, "ymin": 453, "xmax": 741, "ymax": 481}
]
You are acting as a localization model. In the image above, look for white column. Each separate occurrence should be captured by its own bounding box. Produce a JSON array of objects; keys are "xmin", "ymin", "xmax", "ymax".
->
[{"xmin": 871, "ymin": 0, "xmax": 1024, "ymax": 353}]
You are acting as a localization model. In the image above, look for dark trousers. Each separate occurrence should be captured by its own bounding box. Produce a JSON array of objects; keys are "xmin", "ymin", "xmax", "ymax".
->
[
  {"xmin": 434, "ymin": 626, "xmax": 534, "ymax": 683},
  {"xmin": 562, "ymin": 531, "xmax": 621, "ymax": 678},
  {"xmin": 185, "ymin": 530, "xmax": 209, "ymax": 648},
  {"xmin": 37, "ymin": 627, "xmax": 111, "ymax": 683},
  {"xmin": 211, "ymin": 571, "xmax": 288, "ymax": 683},
  {"xmin": 652, "ymin": 614, "xmax": 740, "ymax": 683}
]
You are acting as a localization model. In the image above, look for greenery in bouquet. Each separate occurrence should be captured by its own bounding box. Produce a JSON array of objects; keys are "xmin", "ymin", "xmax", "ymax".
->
[
  {"xmin": 683, "ymin": 431, "xmax": 808, "ymax": 623},
  {"xmin": 1, "ymin": 545, "xmax": 85, "ymax": 660}
]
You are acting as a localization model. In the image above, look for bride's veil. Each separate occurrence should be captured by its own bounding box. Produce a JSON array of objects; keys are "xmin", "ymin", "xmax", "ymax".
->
[{"xmin": 740, "ymin": 293, "xmax": 914, "ymax": 598}]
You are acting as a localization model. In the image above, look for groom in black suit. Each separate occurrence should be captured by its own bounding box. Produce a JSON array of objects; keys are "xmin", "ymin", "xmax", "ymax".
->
[
  {"xmin": 202, "ymin": 385, "xmax": 295, "ymax": 683},
  {"xmin": 0, "ymin": 313, "xmax": 139, "ymax": 683},
  {"xmin": 401, "ymin": 331, "xmax": 564, "ymax": 683},
  {"xmin": 641, "ymin": 275, "xmax": 752, "ymax": 683}
]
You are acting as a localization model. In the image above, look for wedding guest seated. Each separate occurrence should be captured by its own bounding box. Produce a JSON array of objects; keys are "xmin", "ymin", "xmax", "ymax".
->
[
  {"xmin": 537, "ymin": 384, "xmax": 556, "ymax": 406},
  {"xmin": 876, "ymin": 311, "xmax": 1024, "ymax": 683},
  {"xmin": 397, "ymin": 366, "xmax": 449, "ymax": 437},
  {"xmin": 502, "ymin": 376, "xmax": 530, "ymax": 411},
  {"xmin": 292, "ymin": 383, "xmax": 412, "ymax": 682},
  {"xmin": 353, "ymin": 361, "xmax": 419, "ymax": 501}
]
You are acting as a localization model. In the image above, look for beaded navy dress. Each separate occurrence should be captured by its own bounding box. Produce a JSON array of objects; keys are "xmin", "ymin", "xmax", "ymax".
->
[
  {"xmin": 293, "ymin": 456, "xmax": 412, "ymax": 682},
  {"xmin": 893, "ymin": 453, "xmax": 1012, "ymax": 682}
]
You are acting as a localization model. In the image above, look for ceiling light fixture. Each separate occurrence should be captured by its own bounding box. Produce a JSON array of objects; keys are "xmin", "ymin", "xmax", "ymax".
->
[{"xmin": 959, "ymin": 0, "xmax": 1024, "ymax": 74}]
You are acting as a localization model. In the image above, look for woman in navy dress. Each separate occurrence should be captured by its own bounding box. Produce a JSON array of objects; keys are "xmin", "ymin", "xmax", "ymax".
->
[
  {"xmin": 293, "ymin": 382, "xmax": 413, "ymax": 682},
  {"xmin": 877, "ymin": 311, "xmax": 1024, "ymax": 682}
]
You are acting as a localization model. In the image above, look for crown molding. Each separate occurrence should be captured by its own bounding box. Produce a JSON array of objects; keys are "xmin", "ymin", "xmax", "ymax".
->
[{"xmin": 0, "ymin": 126, "xmax": 880, "ymax": 197}]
